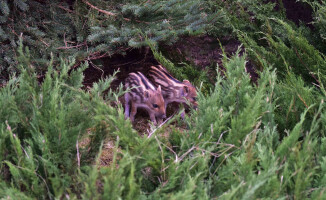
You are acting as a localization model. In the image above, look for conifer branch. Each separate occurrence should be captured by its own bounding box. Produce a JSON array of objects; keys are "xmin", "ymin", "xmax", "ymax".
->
[{"xmin": 293, "ymin": 47, "xmax": 320, "ymax": 85}]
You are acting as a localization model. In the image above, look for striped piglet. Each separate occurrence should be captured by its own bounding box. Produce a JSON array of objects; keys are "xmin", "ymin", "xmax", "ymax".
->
[
  {"xmin": 124, "ymin": 72, "xmax": 166, "ymax": 125},
  {"xmin": 148, "ymin": 65, "xmax": 197, "ymax": 118}
]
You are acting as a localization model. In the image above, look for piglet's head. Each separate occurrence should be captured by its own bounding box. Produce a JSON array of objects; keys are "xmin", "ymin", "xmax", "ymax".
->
[
  {"xmin": 144, "ymin": 85, "xmax": 166, "ymax": 118},
  {"xmin": 180, "ymin": 80, "xmax": 198, "ymax": 109}
]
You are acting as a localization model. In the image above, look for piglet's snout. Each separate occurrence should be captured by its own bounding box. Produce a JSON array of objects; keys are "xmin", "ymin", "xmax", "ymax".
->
[{"xmin": 158, "ymin": 113, "xmax": 166, "ymax": 119}]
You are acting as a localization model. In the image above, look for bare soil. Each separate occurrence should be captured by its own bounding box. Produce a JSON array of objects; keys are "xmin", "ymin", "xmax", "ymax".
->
[{"xmin": 273, "ymin": 0, "xmax": 314, "ymax": 28}]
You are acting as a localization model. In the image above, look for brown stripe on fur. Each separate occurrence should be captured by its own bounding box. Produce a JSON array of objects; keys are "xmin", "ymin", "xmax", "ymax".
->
[
  {"xmin": 137, "ymin": 72, "xmax": 155, "ymax": 90},
  {"xmin": 149, "ymin": 67, "xmax": 183, "ymax": 94}
]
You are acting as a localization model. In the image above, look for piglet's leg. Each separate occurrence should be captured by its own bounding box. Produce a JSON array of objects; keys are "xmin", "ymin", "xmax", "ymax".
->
[
  {"xmin": 180, "ymin": 110, "xmax": 185, "ymax": 120},
  {"xmin": 149, "ymin": 113, "xmax": 157, "ymax": 125},
  {"xmin": 177, "ymin": 103, "xmax": 186, "ymax": 120},
  {"xmin": 157, "ymin": 117, "xmax": 163, "ymax": 125},
  {"xmin": 156, "ymin": 102, "xmax": 169, "ymax": 124},
  {"xmin": 124, "ymin": 93, "xmax": 130, "ymax": 119},
  {"xmin": 130, "ymin": 103, "xmax": 137, "ymax": 122}
]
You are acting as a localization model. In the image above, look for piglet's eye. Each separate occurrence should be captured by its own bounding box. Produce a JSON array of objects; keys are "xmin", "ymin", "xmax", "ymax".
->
[{"xmin": 153, "ymin": 104, "xmax": 159, "ymax": 108}]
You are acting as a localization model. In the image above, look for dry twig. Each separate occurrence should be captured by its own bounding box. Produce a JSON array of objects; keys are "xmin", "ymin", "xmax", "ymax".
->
[
  {"xmin": 147, "ymin": 115, "xmax": 174, "ymax": 138},
  {"xmin": 83, "ymin": 0, "xmax": 116, "ymax": 16},
  {"xmin": 76, "ymin": 139, "xmax": 80, "ymax": 169}
]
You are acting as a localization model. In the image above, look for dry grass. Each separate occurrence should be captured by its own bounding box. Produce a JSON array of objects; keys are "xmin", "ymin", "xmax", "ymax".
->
[
  {"xmin": 98, "ymin": 140, "xmax": 120, "ymax": 167},
  {"xmin": 78, "ymin": 129, "xmax": 120, "ymax": 168}
]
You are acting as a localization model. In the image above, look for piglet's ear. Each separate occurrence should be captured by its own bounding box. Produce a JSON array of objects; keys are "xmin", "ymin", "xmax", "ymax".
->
[
  {"xmin": 157, "ymin": 85, "xmax": 162, "ymax": 93},
  {"xmin": 181, "ymin": 86, "xmax": 189, "ymax": 97},
  {"xmin": 183, "ymin": 80, "xmax": 191, "ymax": 85}
]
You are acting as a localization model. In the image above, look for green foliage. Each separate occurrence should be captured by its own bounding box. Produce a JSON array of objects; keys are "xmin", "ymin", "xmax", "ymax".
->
[
  {"xmin": 0, "ymin": 43, "xmax": 127, "ymax": 198},
  {"xmin": 0, "ymin": 0, "xmax": 209, "ymax": 83},
  {"xmin": 210, "ymin": 0, "xmax": 326, "ymax": 132},
  {"xmin": 0, "ymin": 0, "xmax": 74, "ymax": 83},
  {"xmin": 300, "ymin": 0, "xmax": 326, "ymax": 41},
  {"xmin": 85, "ymin": 0, "xmax": 207, "ymax": 47},
  {"xmin": 171, "ymin": 49, "xmax": 326, "ymax": 199},
  {"xmin": 3, "ymin": 41, "xmax": 326, "ymax": 199},
  {"xmin": 213, "ymin": 0, "xmax": 326, "ymax": 85},
  {"xmin": 2, "ymin": 0, "xmax": 326, "ymax": 199}
]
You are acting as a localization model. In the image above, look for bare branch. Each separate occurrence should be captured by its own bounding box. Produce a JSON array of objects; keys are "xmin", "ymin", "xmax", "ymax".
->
[
  {"xmin": 56, "ymin": 42, "xmax": 86, "ymax": 50},
  {"xmin": 83, "ymin": 0, "xmax": 116, "ymax": 16},
  {"xmin": 148, "ymin": 115, "xmax": 174, "ymax": 138},
  {"xmin": 76, "ymin": 139, "xmax": 80, "ymax": 169}
]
